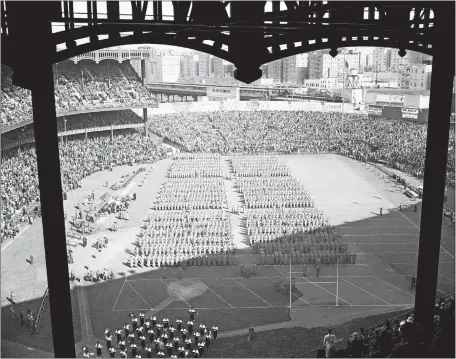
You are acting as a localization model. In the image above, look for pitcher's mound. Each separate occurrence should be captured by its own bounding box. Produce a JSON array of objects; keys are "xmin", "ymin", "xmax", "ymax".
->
[{"xmin": 167, "ymin": 280, "xmax": 208, "ymax": 300}]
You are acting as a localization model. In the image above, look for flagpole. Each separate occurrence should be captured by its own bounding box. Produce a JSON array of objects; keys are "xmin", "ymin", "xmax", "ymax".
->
[
  {"xmin": 336, "ymin": 257, "xmax": 339, "ymax": 307},
  {"xmin": 289, "ymin": 258, "xmax": 292, "ymax": 309}
]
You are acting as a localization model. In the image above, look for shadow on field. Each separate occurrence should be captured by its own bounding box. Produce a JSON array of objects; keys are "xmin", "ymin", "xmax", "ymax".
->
[{"xmin": 1, "ymin": 202, "xmax": 454, "ymax": 358}]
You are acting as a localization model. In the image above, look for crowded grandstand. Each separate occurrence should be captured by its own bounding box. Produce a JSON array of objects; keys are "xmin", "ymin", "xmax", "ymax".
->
[{"xmin": 1, "ymin": 57, "xmax": 455, "ymax": 359}]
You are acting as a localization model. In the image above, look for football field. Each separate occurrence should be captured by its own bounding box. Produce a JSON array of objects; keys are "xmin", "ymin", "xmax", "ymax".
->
[{"xmin": 1, "ymin": 154, "xmax": 454, "ymax": 357}]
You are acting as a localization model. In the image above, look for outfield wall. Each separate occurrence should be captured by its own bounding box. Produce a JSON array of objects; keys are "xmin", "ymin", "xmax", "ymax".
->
[
  {"xmin": 136, "ymin": 100, "xmax": 357, "ymax": 116},
  {"xmin": 367, "ymin": 105, "xmax": 429, "ymax": 123}
]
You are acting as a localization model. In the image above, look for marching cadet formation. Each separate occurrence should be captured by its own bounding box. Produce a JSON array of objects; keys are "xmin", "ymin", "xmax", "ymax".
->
[
  {"xmin": 93, "ymin": 310, "xmax": 219, "ymax": 358},
  {"xmin": 231, "ymin": 156, "xmax": 291, "ymax": 177},
  {"xmin": 155, "ymin": 178, "xmax": 226, "ymax": 211},
  {"xmin": 232, "ymin": 156, "xmax": 354, "ymax": 269},
  {"xmin": 246, "ymin": 209, "xmax": 328, "ymax": 242},
  {"xmin": 129, "ymin": 157, "xmax": 237, "ymax": 268},
  {"xmin": 237, "ymin": 177, "xmax": 315, "ymax": 209},
  {"xmin": 167, "ymin": 156, "xmax": 223, "ymax": 178}
]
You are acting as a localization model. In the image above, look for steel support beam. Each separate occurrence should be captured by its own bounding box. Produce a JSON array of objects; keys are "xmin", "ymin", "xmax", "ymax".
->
[
  {"xmin": 143, "ymin": 108, "xmax": 148, "ymax": 137},
  {"xmin": 23, "ymin": 7, "xmax": 76, "ymax": 358},
  {"xmin": 415, "ymin": 2, "xmax": 455, "ymax": 350}
]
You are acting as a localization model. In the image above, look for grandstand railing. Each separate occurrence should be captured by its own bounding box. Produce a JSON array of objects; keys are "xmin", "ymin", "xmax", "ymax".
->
[
  {"xmin": 0, "ymin": 104, "xmax": 155, "ymax": 134},
  {"xmin": 1, "ymin": 124, "xmax": 145, "ymax": 151},
  {"xmin": 33, "ymin": 287, "xmax": 49, "ymax": 334},
  {"xmin": 295, "ymin": 293, "xmax": 455, "ymax": 358}
]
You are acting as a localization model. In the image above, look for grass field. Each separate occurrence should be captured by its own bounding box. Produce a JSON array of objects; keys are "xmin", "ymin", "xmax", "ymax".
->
[{"xmin": 1, "ymin": 154, "xmax": 454, "ymax": 358}]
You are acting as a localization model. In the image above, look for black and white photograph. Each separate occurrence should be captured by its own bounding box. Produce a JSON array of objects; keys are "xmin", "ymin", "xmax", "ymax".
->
[{"xmin": 0, "ymin": 1, "xmax": 455, "ymax": 358}]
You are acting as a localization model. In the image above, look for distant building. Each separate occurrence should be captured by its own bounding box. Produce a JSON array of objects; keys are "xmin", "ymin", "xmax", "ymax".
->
[
  {"xmin": 283, "ymin": 56, "xmax": 298, "ymax": 84},
  {"xmin": 372, "ymin": 48, "xmax": 391, "ymax": 72},
  {"xmin": 267, "ymin": 59, "xmax": 283, "ymax": 83},
  {"xmin": 212, "ymin": 57, "xmax": 225, "ymax": 77},
  {"xmin": 307, "ymin": 51, "xmax": 324, "ymax": 79},
  {"xmin": 151, "ymin": 55, "xmax": 181, "ymax": 82},
  {"xmin": 304, "ymin": 77, "xmax": 342, "ymax": 90},
  {"xmin": 224, "ymin": 63, "xmax": 234, "ymax": 77},
  {"xmin": 390, "ymin": 50, "xmax": 432, "ymax": 72},
  {"xmin": 398, "ymin": 64, "xmax": 432, "ymax": 91},
  {"xmin": 180, "ymin": 54, "xmax": 197, "ymax": 78},
  {"xmin": 130, "ymin": 59, "xmax": 154, "ymax": 84},
  {"xmin": 198, "ymin": 54, "xmax": 210, "ymax": 78}
]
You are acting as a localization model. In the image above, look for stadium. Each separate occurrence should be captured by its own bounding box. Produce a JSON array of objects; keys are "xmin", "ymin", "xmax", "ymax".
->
[{"xmin": 1, "ymin": 2, "xmax": 455, "ymax": 359}]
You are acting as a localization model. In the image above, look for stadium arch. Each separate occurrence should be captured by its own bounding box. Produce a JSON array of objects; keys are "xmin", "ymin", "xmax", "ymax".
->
[{"xmin": 1, "ymin": 1, "xmax": 454, "ymax": 357}]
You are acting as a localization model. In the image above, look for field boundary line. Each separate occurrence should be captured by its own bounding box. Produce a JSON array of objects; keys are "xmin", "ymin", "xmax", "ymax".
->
[
  {"xmin": 371, "ymin": 276, "xmax": 415, "ymax": 298},
  {"xmin": 161, "ymin": 279, "xmax": 192, "ymax": 308},
  {"xmin": 340, "ymin": 226, "xmax": 417, "ymax": 229},
  {"xmin": 270, "ymin": 266, "xmax": 312, "ymax": 306},
  {"xmin": 333, "ymin": 155, "xmax": 455, "ymax": 261},
  {"xmin": 195, "ymin": 278, "xmax": 234, "ymax": 308},
  {"xmin": 301, "ymin": 276, "xmax": 352, "ymax": 305},
  {"xmin": 344, "ymin": 234, "xmax": 418, "ymax": 237},
  {"xmin": 232, "ymin": 278, "xmax": 274, "ymax": 307},
  {"xmin": 112, "ymin": 274, "xmax": 128, "ymax": 311},
  {"xmin": 339, "ymin": 278, "xmax": 391, "ymax": 305},
  {"xmin": 126, "ymin": 281, "xmax": 153, "ymax": 309}
]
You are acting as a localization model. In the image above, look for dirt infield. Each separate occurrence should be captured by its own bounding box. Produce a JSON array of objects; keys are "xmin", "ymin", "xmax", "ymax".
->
[{"xmin": 1, "ymin": 154, "xmax": 454, "ymax": 357}]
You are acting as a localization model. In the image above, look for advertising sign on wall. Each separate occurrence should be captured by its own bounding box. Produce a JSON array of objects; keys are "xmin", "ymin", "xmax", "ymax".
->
[
  {"xmin": 322, "ymin": 102, "xmax": 344, "ymax": 112},
  {"xmin": 367, "ymin": 105, "xmax": 383, "ymax": 117},
  {"xmin": 401, "ymin": 108, "xmax": 419, "ymax": 119},
  {"xmin": 376, "ymin": 94, "xmax": 390, "ymax": 104},
  {"xmin": 390, "ymin": 94, "xmax": 405, "ymax": 104}
]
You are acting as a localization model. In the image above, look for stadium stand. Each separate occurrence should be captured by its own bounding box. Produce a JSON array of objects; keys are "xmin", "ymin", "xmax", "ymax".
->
[
  {"xmin": 298, "ymin": 294, "xmax": 455, "ymax": 358},
  {"xmin": 1, "ymin": 61, "xmax": 156, "ymax": 128},
  {"xmin": 1, "ymin": 133, "xmax": 168, "ymax": 243},
  {"xmin": 148, "ymin": 111, "xmax": 455, "ymax": 188}
]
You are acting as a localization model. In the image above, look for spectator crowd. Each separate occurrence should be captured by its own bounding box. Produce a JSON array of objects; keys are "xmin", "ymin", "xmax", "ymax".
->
[
  {"xmin": 1, "ymin": 133, "xmax": 168, "ymax": 242},
  {"xmin": 148, "ymin": 111, "xmax": 455, "ymax": 188},
  {"xmin": 1, "ymin": 61, "xmax": 156, "ymax": 128},
  {"xmin": 318, "ymin": 294, "xmax": 455, "ymax": 358}
]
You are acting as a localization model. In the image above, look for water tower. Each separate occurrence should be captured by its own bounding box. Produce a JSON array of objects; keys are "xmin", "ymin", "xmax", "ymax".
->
[
  {"xmin": 345, "ymin": 68, "xmax": 361, "ymax": 89},
  {"xmin": 344, "ymin": 68, "xmax": 364, "ymax": 106}
]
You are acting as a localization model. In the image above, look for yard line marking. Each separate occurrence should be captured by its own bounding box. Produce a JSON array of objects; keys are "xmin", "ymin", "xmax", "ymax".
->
[
  {"xmin": 161, "ymin": 279, "xmax": 191, "ymax": 308},
  {"xmin": 340, "ymin": 278, "xmax": 391, "ymax": 305},
  {"xmin": 126, "ymin": 281, "xmax": 152, "ymax": 309},
  {"xmin": 438, "ymin": 274, "xmax": 455, "ymax": 283},
  {"xmin": 372, "ymin": 276, "xmax": 415, "ymax": 298},
  {"xmin": 277, "ymin": 261, "xmax": 351, "ymax": 304},
  {"xmin": 340, "ymin": 226, "xmax": 417, "ymax": 229},
  {"xmin": 364, "ymin": 219, "xmax": 410, "ymax": 221},
  {"xmin": 334, "ymin": 155, "xmax": 454, "ymax": 260},
  {"xmin": 195, "ymin": 279, "xmax": 234, "ymax": 308},
  {"xmin": 232, "ymin": 278, "xmax": 273, "ymax": 307},
  {"xmin": 344, "ymin": 234, "xmax": 418, "ymax": 237},
  {"xmin": 271, "ymin": 266, "xmax": 312, "ymax": 306},
  {"xmin": 112, "ymin": 274, "xmax": 128, "ymax": 311},
  {"xmin": 355, "ymin": 252, "xmax": 419, "ymax": 254},
  {"xmin": 301, "ymin": 276, "xmax": 352, "ymax": 305},
  {"xmin": 298, "ymin": 281, "xmax": 338, "ymax": 284},
  {"xmin": 350, "ymin": 243, "xmax": 418, "ymax": 245},
  {"xmin": 397, "ymin": 213, "xmax": 455, "ymax": 260},
  {"xmin": 113, "ymin": 304, "xmax": 414, "ymax": 310}
]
